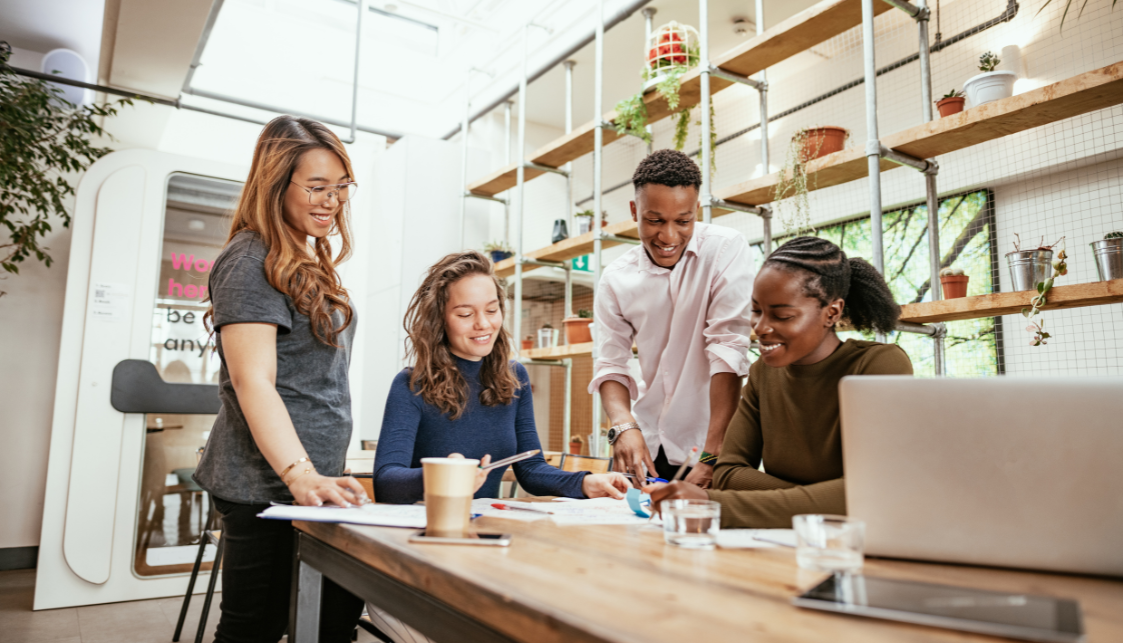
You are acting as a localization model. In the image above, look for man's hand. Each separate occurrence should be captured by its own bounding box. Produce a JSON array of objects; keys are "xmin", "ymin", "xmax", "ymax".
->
[
  {"xmin": 683, "ymin": 462, "xmax": 714, "ymax": 489},
  {"xmin": 611, "ymin": 429, "xmax": 657, "ymax": 487},
  {"xmin": 582, "ymin": 473, "xmax": 630, "ymax": 499},
  {"xmin": 641, "ymin": 480, "xmax": 709, "ymax": 517}
]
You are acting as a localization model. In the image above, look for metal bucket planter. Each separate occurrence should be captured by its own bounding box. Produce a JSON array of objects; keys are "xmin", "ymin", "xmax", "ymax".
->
[
  {"xmin": 1006, "ymin": 249, "xmax": 1053, "ymax": 291},
  {"xmin": 1090, "ymin": 239, "xmax": 1123, "ymax": 281}
]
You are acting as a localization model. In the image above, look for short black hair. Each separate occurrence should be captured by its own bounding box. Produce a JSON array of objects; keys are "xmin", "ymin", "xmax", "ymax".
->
[
  {"xmin": 764, "ymin": 236, "xmax": 901, "ymax": 335},
  {"xmin": 632, "ymin": 149, "xmax": 702, "ymax": 191}
]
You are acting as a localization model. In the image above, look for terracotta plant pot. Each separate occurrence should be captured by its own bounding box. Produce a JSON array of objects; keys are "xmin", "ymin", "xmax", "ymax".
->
[
  {"xmin": 521, "ymin": 339, "xmax": 534, "ymax": 350},
  {"xmin": 568, "ymin": 441, "xmax": 583, "ymax": 455},
  {"xmin": 563, "ymin": 317, "xmax": 593, "ymax": 345},
  {"xmin": 800, "ymin": 126, "xmax": 847, "ymax": 161},
  {"xmin": 936, "ymin": 96, "xmax": 965, "ymax": 118},
  {"xmin": 940, "ymin": 275, "xmax": 970, "ymax": 299}
]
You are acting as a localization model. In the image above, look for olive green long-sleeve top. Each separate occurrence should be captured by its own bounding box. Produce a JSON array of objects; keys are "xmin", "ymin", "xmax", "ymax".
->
[{"xmin": 707, "ymin": 339, "xmax": 913, "ymax": 528}]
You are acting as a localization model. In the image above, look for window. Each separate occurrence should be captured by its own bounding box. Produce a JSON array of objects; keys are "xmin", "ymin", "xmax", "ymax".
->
[{"xmin": 752, "ymin": 189, "xmax": 1003, "ymax": 377}]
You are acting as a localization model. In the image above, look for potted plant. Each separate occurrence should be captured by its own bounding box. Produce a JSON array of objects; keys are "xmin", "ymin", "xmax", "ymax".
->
[
  {"xmin": 644, "ymin": 22, "xmax": 700, "ymax": 90},
  {"xmin": 537, "ymin": 323, "xmax": 556, "ymax": 349},
  {"xmin": 1090, "ymin": 231, "xmax": 1123, "ymax": 281},
  {"xmin": 568, "ymin": 434, "xmax": 584, "ymax": 455},
  {"xmin": 936, "ymin": 89, "xmax": 966, "ymax": 117},
  {"xmin": 800, "ymin": 126, "xmax": 848, "ymax": 160},
  {"xmin": 939, "ymin": 266, "xmax": 970, "ymax": 299},
  {"xmin": 483, "ymin": 240, "xmax": 513, "ymax": 263},
  {"xmin": 963, "ymin": 51, "xmax": 1016, "ymax": 107},
  {"xmin": 1006, "ymin": 235, "xmax": 1067, "ymax": 347},
  {"xmin": 521, "ymin": 335, "xmax": 534, "ymax": 351},
  {"xmin": 563, "ymin": 309, "xmax": 594, "ymax": 345},
  {"xmin": 772, "ymin": 128, "xmax": 847, "ymax": 234},
  {"xmin": 573, "ymin": 210, "xmax": 608, "ymax": 235}
]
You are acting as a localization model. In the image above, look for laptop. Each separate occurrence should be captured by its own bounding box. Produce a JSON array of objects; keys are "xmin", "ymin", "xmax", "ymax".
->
[{"xmin": 840, "ymin": 376, "xmax": 1123, "ymax": 577}]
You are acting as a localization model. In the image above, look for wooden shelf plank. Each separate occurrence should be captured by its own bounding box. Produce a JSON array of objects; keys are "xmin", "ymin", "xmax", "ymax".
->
[
  {"xmin": 467, "ymin": 0, "xmax": 888, "ymax": 197},
  {"xmin": 521, "ymin": 343, "xmax": 593, "ymax": 360},
  {"xmin": 899, "ymin": 279, "xmax": 1123, "ymax": 325},
  {"xmin": 494, "ymin": 220, "xmax": 641, "ymax": 278},
  {"xmin": 716, "ymin": 62, "xmax": 1123, "ymax": 207}
]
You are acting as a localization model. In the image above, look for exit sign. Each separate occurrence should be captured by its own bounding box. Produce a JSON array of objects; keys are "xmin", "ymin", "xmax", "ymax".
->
[{"xmin": 571, "ymin": 254, "xmax": 592, "ymax": 272}]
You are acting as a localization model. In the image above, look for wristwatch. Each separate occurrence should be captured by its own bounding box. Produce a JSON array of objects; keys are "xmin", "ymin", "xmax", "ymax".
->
[{"xmin": 607, "ymin": 422, "xmax": 640, "ymax": 445}]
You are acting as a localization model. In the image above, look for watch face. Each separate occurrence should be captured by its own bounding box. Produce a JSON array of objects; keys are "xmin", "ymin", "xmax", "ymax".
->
[{"xmin": 607, "ymin": 428, "xmax": 617, "ymax": 442}]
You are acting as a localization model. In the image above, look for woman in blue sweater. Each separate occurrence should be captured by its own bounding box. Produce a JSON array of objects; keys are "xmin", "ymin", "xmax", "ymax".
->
[{"xmin": 374, "ymin": 251, "xmax": 629, "ymax": 503}]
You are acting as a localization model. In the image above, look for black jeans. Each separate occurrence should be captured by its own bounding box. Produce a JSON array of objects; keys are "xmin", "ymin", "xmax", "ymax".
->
[
  {"xmin": 212, "ymin": 498, "xmax": 364, "ymax": 643},
  {"xmin": 653, "ymin": 445, "xmax": 693, "ymax": 482}
]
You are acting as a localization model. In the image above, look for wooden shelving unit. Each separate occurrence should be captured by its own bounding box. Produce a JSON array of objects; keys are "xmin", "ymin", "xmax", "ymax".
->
[
  {"xmin": 466, "ymin": 0, "xmax": 892, "ymax": 197},
  {"xmin": 521, "ymin": 343, "xmax": 594, "ymax": 360},
  {"xmin": 494, "ymin": 62, "xmax": 1123, "ymax": 281},
  {"xmin": 716, "ymin": 62, "xmax": 1123, "ymax": 207},
  {"xmin": 899, "ymin": 279, "xmax": 1123, "ymax": 325}
]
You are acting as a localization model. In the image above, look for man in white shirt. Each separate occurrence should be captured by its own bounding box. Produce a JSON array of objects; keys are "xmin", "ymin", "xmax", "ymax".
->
[{"xmin": 589, "ymin": 150, "xmax": 755, "ymax": 488}]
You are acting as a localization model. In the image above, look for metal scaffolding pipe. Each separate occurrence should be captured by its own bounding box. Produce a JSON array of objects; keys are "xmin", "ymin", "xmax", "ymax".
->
[
  {"xmin": 643, "ymin": 7, "xmax": 657, "ymax": 155},
  {"xmin": 514, "ymin": 24, "xmax": 529, "ymax": 362},
  {"xmin": 708, "ymin": 66, "xmax": 764, "ymax": 90},
  {"xmin": 699, "ymin": 0, "xmax": 713, "ymax": 225},
  {"xmin": 602, "ymin": 234, "xmax": 642, "ymax": 245},
  {"xmin": 520, "ymin": 258, "xmax": 569, "ymax": 269},
  {"xmin": 440, "ymin": 0, "xmax": 655, "ymax": 140},
  {"xmin": 896, "ymin": 321, "xmax": 945, "ymax": 336},
  {"xmin": 504, "ymin": 100, "xmax": 513, "ymax": 165},
  {"xmin": 861, "ymin": 0, "xmax": 884, "ymax": 276},
  {"xmin": 523, "ymin": 162, "xmax": 570, "ymax": 177},
  {"xmin": 924, "ymin": 168, "xmax": 945, "ymax": 374},
  {"xmin": 591, "ymin": 0, "xmax": 606, "ymax": 457},
  {"xmin": 564, "ymin": 60, "xmax": 576, "ymax": 235},
  {"xmin": 465, "ymin": 192, "xmax": 506, "ymax": 204},
  {"xmin": 882, "ymin": 0, "xmax": 923, "ymax": 17},
  {"xmin": 344, "ymin": 0, "xmax": 364, "ymax": 144},
  {"xmin": 709, "ymin": 197, "xmax": 767, "ymax": 216},
  {"xmin": 917, "ymin": 0, "xmax": 934, "ymax": 122},
  {"xmin": 879, "ymin": 144, "xmax": 932, "ymax": 172},
  {"xmin": 756, "ymin": 0, "xmax": 769, "ymax": 176},
  {"xmin": 761, "ymin": 207, "xmax": 773, "ymax": 256}
]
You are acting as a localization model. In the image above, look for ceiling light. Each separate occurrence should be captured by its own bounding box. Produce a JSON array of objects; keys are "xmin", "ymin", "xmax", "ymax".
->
[{"xmin": 188, "ymin": 218, "xmax": 206, "ymax": 231}]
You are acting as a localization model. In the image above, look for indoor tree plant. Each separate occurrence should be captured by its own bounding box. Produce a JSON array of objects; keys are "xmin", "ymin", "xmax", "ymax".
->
[
  {"xmin": 563, "ymin": 308, "xmax": 594, "ymax": 345},
  {"xmin": 0, "ymin": 41, "xmax": 134, "ymax": 299},
  {"xmin": 1037, "ymin": 0, "xmax": 1119, "ymax": 32},
  {"xmin": 936, "ymin": 89, "xmax": 966, "ymax": 117},
  {"xmin": 963, "ymin": 51, "xmax": 1016, "ymax": 107}
]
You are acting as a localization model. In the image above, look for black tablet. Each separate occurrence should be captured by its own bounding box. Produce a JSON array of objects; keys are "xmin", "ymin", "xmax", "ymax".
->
[{"xmin": 794, "ymin": 574, "xmax": 1084, "ymax": 643}]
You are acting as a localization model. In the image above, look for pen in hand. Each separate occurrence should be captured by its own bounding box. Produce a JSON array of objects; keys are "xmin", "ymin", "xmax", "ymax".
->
[{"xmin": 648, "ymin": 446, "xmax": 698, "ymax": 522}]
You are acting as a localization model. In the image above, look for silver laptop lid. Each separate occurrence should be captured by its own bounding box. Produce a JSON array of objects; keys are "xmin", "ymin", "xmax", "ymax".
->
[{"xmin": 840, "ymin": 376, "xmax": 1123, "ymax": 577}]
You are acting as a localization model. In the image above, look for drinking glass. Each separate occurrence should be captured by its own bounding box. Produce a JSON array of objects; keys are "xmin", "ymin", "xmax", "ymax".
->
[
  {"xmin": 661, "ymin": 499, "xmax": 720, "ymax": 548},
  {"xmin": 793, "ymin": 514, "xmax": 865, "ymax": 572}
]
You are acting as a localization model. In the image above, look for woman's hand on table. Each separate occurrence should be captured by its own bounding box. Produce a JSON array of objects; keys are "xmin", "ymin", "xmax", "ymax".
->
[
  {"xmin": 288, "ymin": 471, "xmax": 369, "ymax": 507},
  {"xmin": 641, "ymin": 481, "xmax": 709, "ymax": 516},
  {"xmin": 582, "ymin": 472, "xmax": 630, "ymax": 499}
]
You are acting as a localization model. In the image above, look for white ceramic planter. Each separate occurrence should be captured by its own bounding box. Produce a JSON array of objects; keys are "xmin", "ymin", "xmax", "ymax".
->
[{"xmin": 963, "ymin": 70, "xmax": 1016, "ymax": 107}]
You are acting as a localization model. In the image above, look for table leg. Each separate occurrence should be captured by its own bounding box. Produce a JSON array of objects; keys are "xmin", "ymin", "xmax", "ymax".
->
[{"xmin": 290, "ymin": 533, "xmax": 323, "ymax": 643}]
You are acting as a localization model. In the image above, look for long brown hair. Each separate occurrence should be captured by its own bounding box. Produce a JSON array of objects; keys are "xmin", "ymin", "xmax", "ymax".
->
[
  {"xmin": 207, "ymin": 115, "xmax": 355, "ymax": 346},
  {"xmin": 404, "ymin": 251, "xmax": 518, "ymax": 419}
]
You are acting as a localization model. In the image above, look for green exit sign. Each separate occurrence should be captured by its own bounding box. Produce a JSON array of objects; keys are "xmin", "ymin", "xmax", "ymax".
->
[{"xmin": 571, "ymin": 254, "xmax": 592, "ymax": 272}]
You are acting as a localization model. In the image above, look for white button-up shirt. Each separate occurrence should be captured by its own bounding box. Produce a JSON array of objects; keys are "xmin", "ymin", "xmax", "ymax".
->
[{"xmin": 589, "ymin": 223, "xmax": 755, "ymax": 465}]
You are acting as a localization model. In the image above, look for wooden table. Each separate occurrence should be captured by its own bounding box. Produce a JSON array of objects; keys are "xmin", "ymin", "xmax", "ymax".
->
[{"xmin": 290, "ymin": 514, "xmax": 1123, "ymax": 643}]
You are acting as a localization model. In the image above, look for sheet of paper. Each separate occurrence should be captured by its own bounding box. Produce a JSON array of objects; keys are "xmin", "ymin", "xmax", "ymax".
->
[
  {"xmin": 259, "ymin": 504, "xmax": 427, "ymax": 528},
  {"xmin": 545, "ymin": 497, "xmax": 657, "ymax": 526},
  {"xmin": 471, "ymin": 499, "xmax": 550, "ymax": 522},
  {"xmin": 715, "ymin": 529, "xmax": 797, "ymax": 549}
]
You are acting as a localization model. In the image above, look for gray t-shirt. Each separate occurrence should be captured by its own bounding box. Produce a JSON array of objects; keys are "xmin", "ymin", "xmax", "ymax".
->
[{"xmin": 193, "ymin": 230, "xmax": 356, "ymax": 504}]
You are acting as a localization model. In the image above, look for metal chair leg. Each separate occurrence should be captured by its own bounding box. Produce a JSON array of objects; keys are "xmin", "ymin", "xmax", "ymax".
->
[
  {"xmin": 195, "ymin": 531, "xmax": 224, "ymax": 643},
  {"xmin": 174, "ymin": 497, "xmax": 216, "ymax": 642}
]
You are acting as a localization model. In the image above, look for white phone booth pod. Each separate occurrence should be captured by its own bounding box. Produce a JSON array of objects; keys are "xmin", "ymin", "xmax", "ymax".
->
[{"xmin": 36, "ymin": 149, "xmax": 246, "ymax": 609}]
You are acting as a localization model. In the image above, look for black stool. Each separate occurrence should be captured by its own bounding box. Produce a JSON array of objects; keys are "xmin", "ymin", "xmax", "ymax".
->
[{"xmin": 173, "ymin": 495, "xmax": 224, "ymax": 643}]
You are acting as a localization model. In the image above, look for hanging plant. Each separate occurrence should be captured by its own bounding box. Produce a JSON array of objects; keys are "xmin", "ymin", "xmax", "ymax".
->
[
  {"xmin": 613, "ymin": 21, "xmax": 715, "ymax": 170},
  {"xmin": 1011, "ymin": 235, "xmax": 1068, "ymax": 347}
]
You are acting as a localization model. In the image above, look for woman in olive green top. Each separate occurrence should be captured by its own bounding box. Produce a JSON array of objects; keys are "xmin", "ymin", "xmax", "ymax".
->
[{"xmin": 648, "ymin": 236, "xmax": 913, "ymax": 527}]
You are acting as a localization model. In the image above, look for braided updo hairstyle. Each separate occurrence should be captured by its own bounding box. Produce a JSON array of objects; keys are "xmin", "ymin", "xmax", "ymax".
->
[{"xmin": 763, "ymin": 236, "xmax": 900, "ymax": 335}]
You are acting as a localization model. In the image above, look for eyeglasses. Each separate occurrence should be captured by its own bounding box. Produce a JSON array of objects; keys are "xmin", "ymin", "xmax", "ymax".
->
[{"xmin": 289, "ymin": 181, "xmax": 358, "ymax": 205}]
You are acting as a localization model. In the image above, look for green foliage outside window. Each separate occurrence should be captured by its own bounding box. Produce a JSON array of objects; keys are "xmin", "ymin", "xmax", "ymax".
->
[{"xmin": 751, "ymin": 189, "xmax": 1002, "ymax": 377}]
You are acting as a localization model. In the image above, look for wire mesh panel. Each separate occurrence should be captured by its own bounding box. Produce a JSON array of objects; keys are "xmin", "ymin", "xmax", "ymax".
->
[{"xmin": 555, "ymin": 0, "xmax": 1123, "ymax": 378}]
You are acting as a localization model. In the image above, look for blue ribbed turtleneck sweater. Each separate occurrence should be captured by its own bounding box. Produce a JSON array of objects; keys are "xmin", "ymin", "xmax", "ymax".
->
[{"xmin": 374, "ymin": 356, "xmax": 587, "ymax": 503}]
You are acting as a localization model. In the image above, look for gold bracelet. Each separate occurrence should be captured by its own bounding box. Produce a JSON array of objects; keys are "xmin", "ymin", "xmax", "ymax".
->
[
  {"xmin": 285, "ymin": 467, "xmax": 313, "ymax": 486},
  {"xmin": 279, "ymin": 457, "xmax": 310, "ymax": 481}
]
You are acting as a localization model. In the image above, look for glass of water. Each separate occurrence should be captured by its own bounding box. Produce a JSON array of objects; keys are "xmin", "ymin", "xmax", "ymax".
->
[
  {"xmin": 792, "ymin": 514, "xmax": 865, "ymax": 572},
  {"xmin": 661, "ymin": 499, "xmax": 721, "ymax": 548}
]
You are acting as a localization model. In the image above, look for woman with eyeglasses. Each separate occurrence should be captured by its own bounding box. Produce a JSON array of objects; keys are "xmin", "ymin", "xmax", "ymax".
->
[{"xmin": 194, "ymin": 115, "xmax": 366, "ymax": 643}]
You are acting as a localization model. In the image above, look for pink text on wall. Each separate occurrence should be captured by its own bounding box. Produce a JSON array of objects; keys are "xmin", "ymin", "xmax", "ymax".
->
[{"xmin": 167, "ymin": 253, "xmax": 213, "ymax": 299}]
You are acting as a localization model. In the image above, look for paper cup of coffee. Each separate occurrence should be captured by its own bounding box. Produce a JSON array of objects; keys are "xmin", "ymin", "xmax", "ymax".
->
[{"xmin": 421, "ymin": 457, "xmax": 479, "ymax": 537}]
